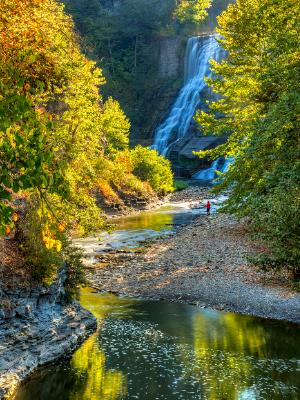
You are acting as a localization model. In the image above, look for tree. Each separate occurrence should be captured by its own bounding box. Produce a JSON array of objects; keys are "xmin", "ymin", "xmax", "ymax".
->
[
  {"xmin": 101, "ymin": 97, "xmax": 130, "ymax": 155},
  {"xmin": 174, "ymin": 0, "xmax": 212, "ymax": 24},
  {"xmin": 195, "ymin": 0, "xmax": 300, "ymax": 276},
  {"xmin": 0, "ymin": 0, "xmax": 68, "ymax": 232}
]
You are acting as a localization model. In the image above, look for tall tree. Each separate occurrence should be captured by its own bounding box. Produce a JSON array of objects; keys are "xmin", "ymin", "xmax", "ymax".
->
[
  {"xmin": 195, "ymin": 0, "xmax": 300, "ymax": 276},
  {"xmin": 0, "ymin": 0, "xmax": 174, "ymax": 281}
]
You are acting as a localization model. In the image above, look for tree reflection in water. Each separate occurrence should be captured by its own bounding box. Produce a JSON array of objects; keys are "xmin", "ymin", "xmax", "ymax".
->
[
  {"xmin": 189, "ymin": 311, "xmax": 299, "ymax": 399},
  {"xmin": 67, "ymin": 288, "xmax": 137, "ymax": 400},
  {"xmin": 69, "ymin": 334, "xmax": 126, "ymax": 400}
]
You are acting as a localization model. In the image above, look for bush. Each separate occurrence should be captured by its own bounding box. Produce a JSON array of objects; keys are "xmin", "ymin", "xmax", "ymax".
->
[
  {"xmin": 96, "ymin": 153, "xmax": 154, "ymax": 202},
  {"xmin": 16, "ymin": 198, "xmax": 63, "ymax": 282},
  {"xmin": 16, "ymin": 197, "xmax": 87, "ymax": 297},
  {"xmin": 130, "ymin": 146, "xmax": 174, "ymax": 195},
  {"xmin": 62, "ymin": 241, "xmax": 87, "ymax": 301},
  {"xmin": 174, "ymin": 179, "xmax": 189, "ymax": 191}
]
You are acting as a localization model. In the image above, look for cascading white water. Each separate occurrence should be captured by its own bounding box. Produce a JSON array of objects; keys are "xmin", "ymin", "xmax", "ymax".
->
[
  {"xmin": 192, "ymin": 156, "xmax": 234, "ymax": 181},
  {"xmin": 152, "ymin": 35, "xmax": 222, "ymax": 156}
]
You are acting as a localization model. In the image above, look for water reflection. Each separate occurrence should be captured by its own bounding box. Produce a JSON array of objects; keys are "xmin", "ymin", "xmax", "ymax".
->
[
  {"xmin": 15, "ymin": 289, "xmax": 300, "ymax": 400},
  {"xmin": 68, "ymin": 290, "xmax": 137, "ymax": 399},
  {"xmin": 69, "ymin": 335, "xmax": 126, "ymax": 400},
  {"xmin": 114, "ymin": 206, "xmax": 177, "ymax": 231},
  {"xmin": 191, "ymin": 312, "xmax": 299, "ymax": 399}
]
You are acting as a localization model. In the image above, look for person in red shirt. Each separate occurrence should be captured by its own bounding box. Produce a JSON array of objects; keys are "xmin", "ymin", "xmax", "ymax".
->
[{"xmin": 206, "ymin": 201, "xmax": 211, "ymax": 215}]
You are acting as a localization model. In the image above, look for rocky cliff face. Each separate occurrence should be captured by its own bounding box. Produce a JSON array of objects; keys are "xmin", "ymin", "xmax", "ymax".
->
[
  {"xmin": 0, "ymin": 270, "xmax": 96, "ymax": 399},
  {"xmin": 158, "ymin": 37, "xmax": 182, "ymax": 79},
  {"xmin": 137, "ymin": 36, "xmax": 185, "ymax": 146}
]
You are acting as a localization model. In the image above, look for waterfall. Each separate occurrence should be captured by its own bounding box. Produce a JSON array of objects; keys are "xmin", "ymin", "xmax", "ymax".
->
[
  {"xmin": 192, "ymin": 157, "xmax": 234, "ymax": 181},
  {"xmin": 152, "ymin": 35, "xmax": 222, "ymax": 156}
]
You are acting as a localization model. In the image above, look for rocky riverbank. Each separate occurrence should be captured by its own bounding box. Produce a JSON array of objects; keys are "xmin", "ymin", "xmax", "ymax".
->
[
  {"xmin": 87, "ymin": 188, "xmax": 300, "ymax": 323},
  {"xmin": 0, "ymin": 269, "xmax": 96, "ymax": 399}
]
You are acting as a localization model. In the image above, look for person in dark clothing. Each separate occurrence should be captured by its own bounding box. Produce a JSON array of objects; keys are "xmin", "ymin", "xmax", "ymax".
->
[{"xmin": 206, "ymin": 201, "xmax": 211, "ymax": 215}]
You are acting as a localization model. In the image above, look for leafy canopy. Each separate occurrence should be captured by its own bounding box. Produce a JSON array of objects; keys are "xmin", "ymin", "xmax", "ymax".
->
[
  {"xmin": 174, "ymin": 0, "xmax": 212, "ymax": 24},
  {"xmin": 130, "ymin": 146, "xmax": 174, "ymax": 195},
  {"xmin": 195, "ymin": 0, "xmax": 300, "ymax": 275},
  {"xmin": 0, "ymin": 0, "xmax": 174, "ymax": 281}
]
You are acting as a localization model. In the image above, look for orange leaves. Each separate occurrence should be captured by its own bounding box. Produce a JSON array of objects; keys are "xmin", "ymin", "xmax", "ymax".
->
[
  {"xmin": 97, "ymin": 179, "xmax": 121, "ymax": 203},
  {"xmin": 0, "ymin": 0, "xmax": 61, "ymax": 93},
  {"xmin": 57, "ymin": 221, "xmax": 66, "ymax": 233},
  {"xmin": 23, "ymin": 83, "xmax": 31, "ymax": 93},
  {"xmin": 12, "ymin": 212, "xmax": 19, "ymax": 222},
  {"xmin": 2, "ymin": 213, "xmax": 19, "ymax": 238}
]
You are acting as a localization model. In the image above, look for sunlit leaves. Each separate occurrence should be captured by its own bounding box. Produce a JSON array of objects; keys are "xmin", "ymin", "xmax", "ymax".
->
[
  {"xmin": 101, "ymin": 97, "xmax": 131, "ymax": 155},
  {"xmin": 195, "ymin": 0, "xmax": 300, "ymax": 274},
  {"xmin": 0, "ymin": 0, "xmax": 175, "ymax": 286},
  {"xmin": 130, "ymin": 146, "xmax": 174, "ymax": 195},
  {"xmin": 174, "ymin": 0, "xmax": 212, "ymax": 24}
]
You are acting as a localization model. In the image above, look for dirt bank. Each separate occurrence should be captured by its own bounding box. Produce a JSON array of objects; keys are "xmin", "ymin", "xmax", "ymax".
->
[{"xmin": 87, "ymin": 188, "xmax": 300, "ymax": 323}]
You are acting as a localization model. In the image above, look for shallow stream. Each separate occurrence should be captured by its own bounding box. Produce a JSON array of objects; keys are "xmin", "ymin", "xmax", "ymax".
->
[
  {"xmin": 15, "ymin": 289, "xmax": 300, "ymax": 400},
  {"xmin": 73, "ymin": 198, "xmax": 223, "ymax": 263}
]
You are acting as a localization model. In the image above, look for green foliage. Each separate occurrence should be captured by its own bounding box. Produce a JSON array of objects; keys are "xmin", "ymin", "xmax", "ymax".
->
[
  {"xmin": 174, "ymin": 179, "xmax": 189, "ymax": 191},
  {"xmin": 130, "ymin": 146, "xmax": 174, "ymax": 195},
  {"xmin": 17, "ymin": 196, "xmax": 87, "ymax": 294},
  {"xmin": 16, "ymin": 196, "xmax": 64, "ymax": 281},
  {"xmin": 174, "ymin": 0, "xmax": 212, "ymax": 24},
  {"xmin": 62, "ymin": 0, "xmax": 223, "ymax": 133},
  {"xmin": 0, "ymin": 0, "xmax": 107, "ymax": 236},
  {"xmin": 101, "ymin": 97, "xmax": 130, "ymax": 155},
  {"xmin": 62, "ymin": 242, "xmax": 87, "ymax": 301},
  {"xmin": 0, "ymin": 0, "xmax": 175, "ymax": 284},
  {"xmin": 195, "ymin": 0, "xmax": 300, "ymax": 276},
  {"xmin": 96, "ymin": 153, "xmax": 155, "ymax": 203},
  {"xmin": 62, "ymin": 0, "xmax": 176, "ymax": 128},
  {"xmin": 0, "ymin": 0, "xmax": 68, "ymax": 232}
]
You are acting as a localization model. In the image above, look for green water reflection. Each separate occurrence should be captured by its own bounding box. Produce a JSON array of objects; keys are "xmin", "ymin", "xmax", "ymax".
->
[
  {"xmin": 15, "ymin": 289, "xmax": 300, "ymax": 400},
  {"xmin": 67, "ymin": 290, "xmax": 135, "ymax": 400},
  {"xmin": 114, "ymin": 207, "xmax": 176, "ymax": 232}
]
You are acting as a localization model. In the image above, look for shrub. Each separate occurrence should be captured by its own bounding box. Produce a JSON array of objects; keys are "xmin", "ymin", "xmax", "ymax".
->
[
  {"xmin": 174, "ymin": 179, "xmax": 189, "ymax": 191},
  {"xmin": 62, "ymin": 240, "xmax": 87, "ymax": 301},
  {"xmin": 130, "ymin": 146, "xmax": 174, "ymax": 195},
  {"xmin": 16, "ymin": 198, "xmax": 63, "ymax": 282}
]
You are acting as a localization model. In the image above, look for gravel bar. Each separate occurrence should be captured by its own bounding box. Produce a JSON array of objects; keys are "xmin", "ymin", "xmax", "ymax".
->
[{"xmin": 88, "ymin": 189, "xmax": 300, "ymax": 324}]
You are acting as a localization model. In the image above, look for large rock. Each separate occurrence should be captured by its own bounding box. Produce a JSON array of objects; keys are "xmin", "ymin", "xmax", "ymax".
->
[
  {"xmin": 0, "ymin": 271, "xmax": 96, "ymax": 399},
  {"xmin": 168, "ymin": 133, "xmax": 227, "ymax": 177}
]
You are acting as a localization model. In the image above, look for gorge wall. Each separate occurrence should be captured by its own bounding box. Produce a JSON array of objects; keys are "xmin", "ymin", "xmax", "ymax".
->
[
  {"xmin": 62, "ymin": 0, "xmax": 230, "ymax": 136},
  {"xmin": 62, "ymin": 0, "xmax": 232, "ymax": 174},
  {"xmin": 139, "ymin": 36, "xmax": 185, "ymax": 146}
]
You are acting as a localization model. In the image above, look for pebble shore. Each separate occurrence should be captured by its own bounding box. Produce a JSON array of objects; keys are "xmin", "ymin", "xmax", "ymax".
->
[{"xmin": 88, "ymin": 187, "xmax": 300, "ymax": 324}]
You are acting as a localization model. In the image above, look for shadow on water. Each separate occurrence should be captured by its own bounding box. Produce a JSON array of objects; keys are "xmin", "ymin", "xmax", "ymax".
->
[{"xmin": 15, "ymin": 289, "xmax": 300, "ymax": 400}]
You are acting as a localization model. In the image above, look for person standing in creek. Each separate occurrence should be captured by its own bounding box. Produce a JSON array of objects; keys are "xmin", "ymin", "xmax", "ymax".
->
[{"xmin": 206, "ymin": 200, "xmax": 211, "ymax": 215}]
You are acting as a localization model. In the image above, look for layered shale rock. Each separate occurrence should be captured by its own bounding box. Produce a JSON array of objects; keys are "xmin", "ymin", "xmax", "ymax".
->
[{"xmin": 0, "ymin": 269, "xmax": 96, "ymax": 399}]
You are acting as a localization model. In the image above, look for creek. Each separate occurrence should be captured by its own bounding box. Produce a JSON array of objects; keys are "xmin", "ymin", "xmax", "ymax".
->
[
  {"xmin": 14, "ymin": 289, "xmax": 300, "ymax": 400},
  {"xmin": 72, "ymin": 199, "xmax": 216, "ymax": 264},
  {"xmin": 14, "ymin": 201, "xmax": 300, "ymax": 400}
]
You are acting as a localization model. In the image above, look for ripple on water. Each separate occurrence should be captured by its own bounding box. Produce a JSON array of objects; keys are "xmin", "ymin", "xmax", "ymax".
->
[
  {"xmin": 14, "ymin": 293, "xmax": 300, "ymax": 400},
  {"xmin": 98, "ymin": 317, "xmax": 300, "ymax": 400}
]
